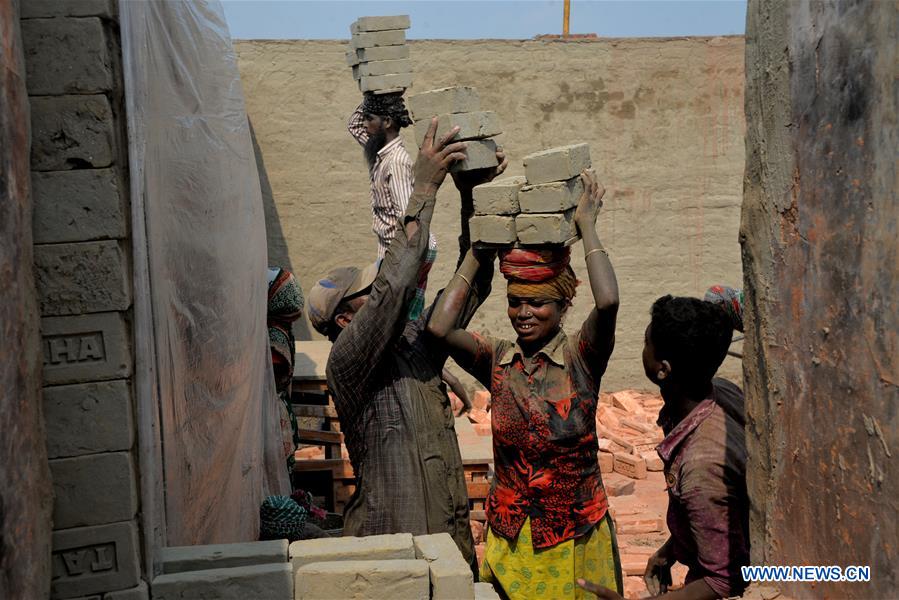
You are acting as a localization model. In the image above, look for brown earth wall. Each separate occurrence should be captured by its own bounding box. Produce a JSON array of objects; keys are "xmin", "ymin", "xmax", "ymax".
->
[{"xmin": 235, "ymin": 37, "xmax": 746, "ymax": 391}]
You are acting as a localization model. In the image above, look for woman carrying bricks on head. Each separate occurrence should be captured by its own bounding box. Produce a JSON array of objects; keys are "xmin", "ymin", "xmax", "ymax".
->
[{"xmin": 427, "ymin": 170, "xmax": 623, "ymax": 599}]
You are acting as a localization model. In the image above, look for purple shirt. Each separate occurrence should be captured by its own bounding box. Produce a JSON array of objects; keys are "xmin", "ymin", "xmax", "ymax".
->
[{"xmin": 656, "ymin": 378, "xmax": 750, "ymax": 598}]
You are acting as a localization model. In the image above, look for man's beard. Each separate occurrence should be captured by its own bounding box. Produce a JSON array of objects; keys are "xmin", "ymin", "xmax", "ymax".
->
[{"xmin": 364, "ymin": 128, "xmax": 388, "ymax": 169}]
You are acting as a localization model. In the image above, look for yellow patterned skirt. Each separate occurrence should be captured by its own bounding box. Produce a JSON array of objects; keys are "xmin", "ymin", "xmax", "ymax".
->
[{"xmin": 480, "ymin": 514, "xmax": 622, "ymax": 599}]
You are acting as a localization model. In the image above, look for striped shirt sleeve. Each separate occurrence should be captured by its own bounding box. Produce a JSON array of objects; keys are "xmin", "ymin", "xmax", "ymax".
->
[{"xmin": 347, "ymin": 102, "xmax": 367, "ymax": 146}]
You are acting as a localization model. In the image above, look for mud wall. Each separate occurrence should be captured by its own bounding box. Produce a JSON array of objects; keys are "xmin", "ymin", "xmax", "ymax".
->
[
  {"xmin": 235, "ymin": 37, "xmax": 746, "ymax": 391},
  {"xmin": 742, "ymin": 0, "xmax": 897, "ymax": 596}
]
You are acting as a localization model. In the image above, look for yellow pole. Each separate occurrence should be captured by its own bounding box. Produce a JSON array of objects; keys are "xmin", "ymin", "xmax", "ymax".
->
[{"xmin": 563, "ymin": 0, "xmax": 571, "ymax": 36}]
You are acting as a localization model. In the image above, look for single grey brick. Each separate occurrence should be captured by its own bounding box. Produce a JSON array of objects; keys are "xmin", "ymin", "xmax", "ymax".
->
[
  {"xmin": 51, "ymin": 521, "xmax": 140, "ymax": 599},
  {"xmin": 105, "ymin": 581, "xmax": 148, "ymax": 600},
  {"xmin": 41, "ymin": 312, "xmax": 132, "ymax": 385},
  {"xmin": 160, "ymin": 540, "xmax": 288, "ymax": 574},
  {"xmin": 32, "ymin": 169, "xmax": 126, "ymax": 244},
  {"xmin": 295, "ymin": 560, "xmax": 429, "ymax": 600},
  {"xmin": 352, "ymin": 15, "xmax": 410, "ymax": 32},
  {"xmin": 359, "ymin": 72, "xmax": 412, "ymax": 93},
  {"xmin": 515, "ymin": 208, "xmax": 579, "ymax": 244},
  {"xmin": 408, "ymin": 86, "xmax": 480, "ymax": 120},
  {"xmin": 43, "ymin": 380, "xmax": 133, "ymax": 458},
  {"xmin": 413, "ymin": 533, "xmax": 474, "ymax": 600},
  {"xmin": 450, "ymin": 139, "xmax": 499, "ymax": 173},
  {"xmin": 355, "ymin": 45, "xmax": 410, "ymax": 62},
  {"xmin": 473, "ymin": 176, "xmax": 526, "ymax": 215},
  {"xmin": 475, "ymin": 582, "xmax": 502, "ymax": 599},
  {"xmin": 34, "ymin": 240, "xmax": 131, "ymax": 316},
  {"xmin": 22, "ymin": 18, "xmax": 113, "ymax": 95},
  {"xmin": 152, "ymin": 563, "xmax": 292, "ymax": 600},
  {"xmin": 353, "ymin": 58, "xmax": 412, "ymax": 78},
  {"xmin": 351, "ymin": 29, "xmax": 405, "ymax": 49},
  {"xmin": 289, "ymin": 532, "xmax": 414, "ymax": 572},
  {"xmin": 30, "ymin": 95, "xmax": 115, "ymax": 171},
  {"xmin": 523, "ymin": 143, "xmax": 591, "ymax": 185},
  {"xmin": 50, "ymin": 452, "xmax": 137, "ymax": 529},
  {"xmin": 345, "ymin": 50, "xmax": 360, "ymax": 66},
  {"xmin": 519, "ymin": 175, "xmax": 585, "ymax": 213},
  {"xmin": 470, "ymin": 215, "xmax": 516, "ymax": 245},
  {"xmin": 414, "ymin": 111, "xmax": 502, "ymax": 147},
  {"xmin": 21, "ymin": 0, "xmax": 115, "ymax": 19}
]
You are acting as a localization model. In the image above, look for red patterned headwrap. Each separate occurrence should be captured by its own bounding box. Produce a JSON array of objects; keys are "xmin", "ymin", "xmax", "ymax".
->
[{"xmin": 500, "ymin": 248, "xmax": 578, "ymax": 302}]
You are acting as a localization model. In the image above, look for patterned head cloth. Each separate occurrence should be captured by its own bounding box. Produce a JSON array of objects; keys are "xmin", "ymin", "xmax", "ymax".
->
[
  {"xmin": 307, "ymin": 263, "xmax": 379, "ymax": 336},
  {"xmin": 259, "ymin": 495, "xmax": 307, "ymax": 541},
  {"xmin": 704, "ymin": 285, "xmax": 744, "ymax": 332},
  {"xmin": 500, "ymin": 247, "xmax": 579, "ymax": 302},
  {"xmin": 361, "ymin": 91, "xmax": 412, "ymax": 128}
]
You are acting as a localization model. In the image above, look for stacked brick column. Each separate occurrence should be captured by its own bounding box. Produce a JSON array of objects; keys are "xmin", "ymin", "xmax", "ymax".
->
[
  {"xmin": 347, "ymin": 15, "xmax": 412, "ymax": 93},
  {"xmin": 470, "ymin": 143, "xmax": 591, "ymax": 245},
  {"xmin": 20, "ymin": 1, "xmax": 145, "ymax": 598},
  {"xmin": 408, "ymin": 86, "xmax": 502, "ymax": 172}
]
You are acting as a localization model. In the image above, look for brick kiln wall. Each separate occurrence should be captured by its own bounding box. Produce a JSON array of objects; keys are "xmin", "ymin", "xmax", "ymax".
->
[{"xmin": 234, "ymin": 36, "xmax": 746, "ymax": 392}]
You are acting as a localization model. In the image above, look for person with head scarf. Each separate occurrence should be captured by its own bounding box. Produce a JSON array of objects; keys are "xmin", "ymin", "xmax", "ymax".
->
[
  {"xmin": 267, "ymin": 267, "xmax": 304, "ymax": 472},
  {"xmin": 347, "ymin": 90, "xmax": 437, "ymax": 320},
  {"xmin": 428, "ymin": 170, "xmax": 623, "ymax": 599},
  {"xmin": 703, "ymin": 285, "xmax": 744, "ymax": 333}
]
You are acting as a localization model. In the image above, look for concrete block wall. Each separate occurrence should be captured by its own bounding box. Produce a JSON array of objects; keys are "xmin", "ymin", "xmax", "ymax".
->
[{"xmin": 20, "ymin": 2, "xmax": 146, "ymax": 598}]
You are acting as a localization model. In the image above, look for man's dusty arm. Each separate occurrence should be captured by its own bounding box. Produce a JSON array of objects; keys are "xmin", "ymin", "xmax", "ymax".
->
[{"xmin": 330, "ymin": 119, "xmax": 468, "ymax": 376}]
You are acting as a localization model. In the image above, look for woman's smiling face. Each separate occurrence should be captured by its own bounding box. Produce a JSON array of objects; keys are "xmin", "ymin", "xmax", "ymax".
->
[{"xmin": 507, "ymin": 296, "xmax": 564, "ymax": 346}]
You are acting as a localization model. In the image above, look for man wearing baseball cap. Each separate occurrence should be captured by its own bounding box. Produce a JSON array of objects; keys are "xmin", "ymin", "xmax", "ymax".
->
[{"xmin": 307, "ymin": 118, "xmax": 507, "ymax": 572}]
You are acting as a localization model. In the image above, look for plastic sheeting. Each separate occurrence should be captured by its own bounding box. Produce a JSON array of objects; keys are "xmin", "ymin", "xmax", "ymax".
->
[{"xmin": 120, "ymin": 0, "xmax": 289, "ymax": 547}]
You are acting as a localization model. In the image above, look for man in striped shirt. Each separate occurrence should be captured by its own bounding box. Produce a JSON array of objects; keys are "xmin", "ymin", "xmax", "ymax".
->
[{"xmin": 348, "ymin": 92, "xmax": 437, "ymax": 320}]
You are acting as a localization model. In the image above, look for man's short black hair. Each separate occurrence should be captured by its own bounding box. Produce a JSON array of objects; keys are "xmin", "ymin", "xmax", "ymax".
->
[{"xmin": 649, "ymin": 295, "xmax": 734, "ymax": 385}]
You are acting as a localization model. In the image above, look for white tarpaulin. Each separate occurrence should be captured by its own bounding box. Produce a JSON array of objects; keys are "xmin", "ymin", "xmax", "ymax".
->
[{"xmin": 121, "ymin": 0, "xmax": 289, "ymax": 548}]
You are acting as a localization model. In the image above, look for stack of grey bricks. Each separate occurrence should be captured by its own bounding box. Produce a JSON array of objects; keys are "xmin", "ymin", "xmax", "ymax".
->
[
  {"xmin": 150, "ymin": 540, "xmax": 292, "ymax": 600},
  {"xmin": 290, "ymin": 532, "xmax": 494, "ymax": 599},
  {"xmin": 470, "ymin": 143, "xmax": 591, "ymax": 245},
  {"xmin": 408, "ymin": 86, "xmax": 502, "ymax": 173},
  {"xmin": 20, "ymin": 1, "xmax": 145, "ymax": 599},
  {"xmin": 347, "ymin": 15, "xmax": 412, "ymax": 93}
]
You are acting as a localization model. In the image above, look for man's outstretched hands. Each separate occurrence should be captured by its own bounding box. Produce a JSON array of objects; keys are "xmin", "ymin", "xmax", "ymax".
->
[
  {"xmin": 451, "ymin": 145, "xmax": 509, "ymax": 192},
  {"xmin": 414, "ymin": 117, "xmax": 468, "ymax": 195}
]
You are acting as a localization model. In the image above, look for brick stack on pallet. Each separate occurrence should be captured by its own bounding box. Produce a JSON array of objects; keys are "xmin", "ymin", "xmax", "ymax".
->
[
  {"xmin": 470, "ymin": 143, "xmax": 592, "ymax": 246},
  {"xmin": 347, "ymin": 15, "xmax": 412, "ymax": 93},
  {"xmin": 408, "ymin": 86, "xmax": 502, "ymax": 172}
]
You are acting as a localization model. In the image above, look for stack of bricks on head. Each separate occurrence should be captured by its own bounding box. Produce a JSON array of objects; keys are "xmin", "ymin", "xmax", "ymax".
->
[
  {"xmin": 347, "ymin": 15, "xmax": 412, "ymax": 94},
  {"xmin": 470, "ymin": 143, "xmax": 592, "ymax": 245},
  {"xmin": 407, "ymin": 86, "xmax": 502, "ymax": 173}
]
